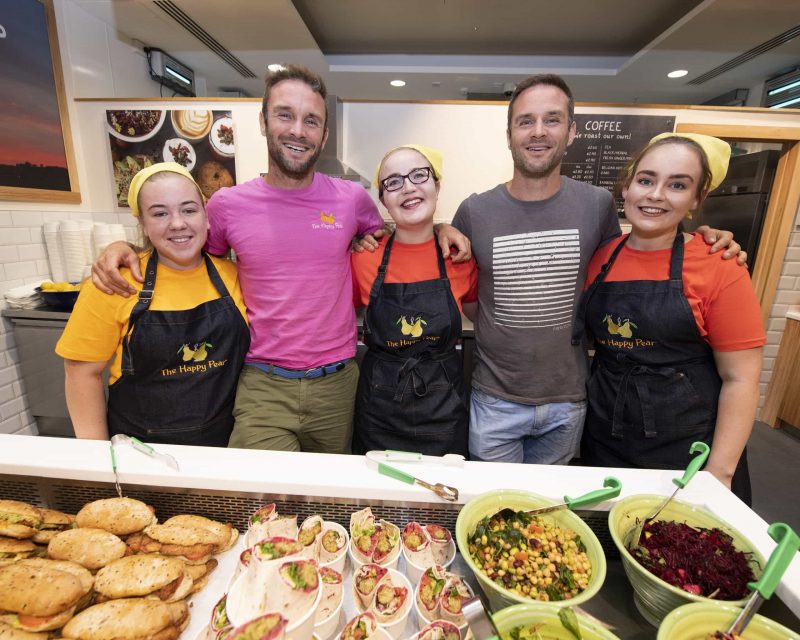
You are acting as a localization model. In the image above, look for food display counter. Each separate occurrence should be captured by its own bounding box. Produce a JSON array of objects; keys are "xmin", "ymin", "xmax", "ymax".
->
[{"xmin": 1, "ymin": 434, "xmax": 798, "ymax": 638}]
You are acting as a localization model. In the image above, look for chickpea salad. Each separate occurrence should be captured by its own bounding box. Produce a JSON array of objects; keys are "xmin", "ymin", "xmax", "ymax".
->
[{"xmin": 467, "ymin": 509, "xmax": 592, "ymax": 602}]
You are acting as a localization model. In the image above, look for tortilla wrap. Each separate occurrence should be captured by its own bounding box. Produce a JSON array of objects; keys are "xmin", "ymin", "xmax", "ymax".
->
[
  {"xmin": 424, "ymin": 525, "xmax": 452, "ymax": 566},
  {"xmin": 353, "ymin": 563, "xmax": 388, "ymax": 610},
  {"xmin": 245, "ymin": 511, "xmax": 297, "ymax": 548},
  {"xmin": 417, "ymin": 620, "xmax": 460, "ymax": 640},
  {"xmin": 315, "ymin": 567, "xmax": 343, "ymax": 623},
  {"xmin": 416, "ymin": 565, "xmax": 447, "ymax": 618},
  {"xmin": 339, "ymin": 613, "xmax": 378, "ymax": 640},
  {"xmin": 402, "ymin": 522, "xmax": 433, "ymax": 568},
  {"xmin": 318, "ymin": 527, "xmax": 347, "ymax": 564},
  {"xmin": 372, "ymin": 520, "xmax": 400, "ymax": 565},
  {"xmin": 373, "ymin": 581, "xmax": 408, "ymax": 624},
  {"xmin": 265, "ymin": 560, "xmax": 319, "ymax": 624},
  {"xmin": 226, "ymin": 613, "xmax": 286, "ymax": 640},
  {"xmin": 297, "ymin": 515, "xmax": 323, "ymax": 558},
  {"xmin": 438, "ymin": 575, "xmax": 471, "ymax": 625}
]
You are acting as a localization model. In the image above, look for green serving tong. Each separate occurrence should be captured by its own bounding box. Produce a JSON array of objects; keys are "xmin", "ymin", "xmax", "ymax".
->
[
  {"xmin": 631, "ymin": 441, "xmax": 710, "ymax": 548},
  {"xmin": 495, "ymin": 476, "xmax": 622, "ymax": 521},
  {"xmin": 727, "ymin": 521, "xmax": 800, "ymax": 636},
  {"xmin": 374, "ymin": 460, "xmax": 459, "ymax": 501}
]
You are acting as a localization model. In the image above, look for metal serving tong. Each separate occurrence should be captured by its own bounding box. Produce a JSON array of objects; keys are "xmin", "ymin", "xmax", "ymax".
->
[
  {"xmin": 493, "ymin": 476, "xmax": 622, "ymax": 521},
  {"xmin": 109, "ymin": 434, "xmax": 180, "ymax": 497},
  {"xmin": 726, "ymin": 522, "xmax": 799, "ymax": 637},
  {"xmin": 462, "ymin": 596, "xmax": 500, "ymax": 640},
  {"xmin": 631, "ymin": 441, "xmax": 710, "ymax": 548},
  {"xmin": 365, "ymin": 450, "xmax": 460, "ymax": 502}
]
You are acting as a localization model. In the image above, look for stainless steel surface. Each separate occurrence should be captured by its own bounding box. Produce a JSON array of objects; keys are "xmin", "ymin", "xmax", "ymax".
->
[{"xmin": 317, "ymin": 95, "xmax": 370, "ymax": 186}]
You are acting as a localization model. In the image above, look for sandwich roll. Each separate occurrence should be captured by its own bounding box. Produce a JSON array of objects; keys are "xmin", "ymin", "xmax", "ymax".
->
[
  {"xmin": 0, "ymin": 501, "xmax": 42, "ymax": 540},
  {"xmin": 226, "ymin": 613, "xmax": 287, "ymax": 640},
  {"xmin": 47, "ymin": 528, "xmax": 126, "ymax": 571},
  {"xmin": 417, "ymin": 620, "xmax": 460, "ymax": 640},
  {"xmin": 61, "ymin": 598, "xmax": 189, "ymax": 640},
  {"xmin": 94, "ymin": 554, "xmax": 193, "ymax": 603},
  {"xmin": 0, "ymin": 563, "xmax": 84, "ymax": 632},
  {"xmin": 31, "ymin": 509, "xmax": 75, "ymax": 545},
  {"xmin": 161, "ymin": 515, "xmax": 238, "ymax": 553},
  {"xmin": 131, "ymin": 525, "xmax": 217, "ymax": 565},
  {"xmin": 16, "ymin": 558, "xmax": 93, "ymax": 598},
  {"xmin": 75, "ymin": 498, "xmax": 155, "ymax": 536},
  {"xmin": 0, "ymin": 621, "xmax": 49, "ymax": 640},
  {"xmin": 0, "ymin": 538, "xmax": 38, "ymax": 566}
]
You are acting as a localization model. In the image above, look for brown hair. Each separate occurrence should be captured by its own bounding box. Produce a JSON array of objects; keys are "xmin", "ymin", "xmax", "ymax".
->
[
  {"xmin": 616, "ymin": 136, "xmax": 713, "ymax": 200},
  {"xmin": 507, "ymin": 74, "xmax": 575, "ymax": 131},
  {"xmin": 261, "ymin": 64, "xmax": 328, "ymax": 127}
]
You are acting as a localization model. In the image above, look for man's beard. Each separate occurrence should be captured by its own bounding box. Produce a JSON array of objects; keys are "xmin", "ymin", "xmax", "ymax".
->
[
  {"xmin": 266, "ymin": 131, "xmax": 322, "ymax": 180},
  {"xmin": 510, "ymin": 137, "xmax": 568, "ymax": 179}
]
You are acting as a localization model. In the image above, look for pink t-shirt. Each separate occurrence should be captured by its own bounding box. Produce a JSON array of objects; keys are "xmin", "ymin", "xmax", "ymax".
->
[{"xmin": 206, "ymin": 173, "xmax": 383, "ymax": 368}]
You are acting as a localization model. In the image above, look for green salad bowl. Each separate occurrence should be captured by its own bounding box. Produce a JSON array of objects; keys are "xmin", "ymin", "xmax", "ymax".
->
[
  {"xmin": 608, "ymin": 495, "xmax": 765, "ymax": 627},
  {"xmin": 493, "ymin": 603, "xmax": 621, "ymax": 639},
  {"xmin": 455, "ymin": 489, "xmax": 606, "ymax": 612},
  {"xmin": 657, "ymin": 602, "xmax": 800, "ymax": 639}
]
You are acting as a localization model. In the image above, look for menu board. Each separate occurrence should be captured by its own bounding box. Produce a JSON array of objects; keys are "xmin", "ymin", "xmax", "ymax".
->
[{"xmin": 562, "ymin": 115, "xmax": 675, "ymax": 214}]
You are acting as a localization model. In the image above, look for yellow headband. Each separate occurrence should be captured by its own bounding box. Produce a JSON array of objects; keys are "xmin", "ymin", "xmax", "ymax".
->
[
  {"xmin": 127, "ymin": 162, "xmax": 204, "ymax": 217},
  {"xmin": 648, "ymin": 133, "xmax": 731, "ymax": 192},
  {"xmin": 373, "ymin": 144, "xmax": 443, "ymax": 191}
]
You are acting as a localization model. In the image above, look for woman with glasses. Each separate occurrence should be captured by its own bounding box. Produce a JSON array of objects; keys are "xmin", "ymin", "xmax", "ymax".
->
[{"xmin": 351, "ymin": 145, "xmax": 478, "ymax": 456}]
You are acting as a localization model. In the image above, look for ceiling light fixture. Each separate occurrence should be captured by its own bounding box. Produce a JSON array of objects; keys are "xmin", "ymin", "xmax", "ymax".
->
[
  {"xmin": 390, "ymin": 80, "xmax": 406, "ymax": 87},
  {"xmin": 667, "ymin": 69, "xmax": 689, "ymax": 79},
  {"xmin": 267, "ymin": 64, "xmax": 285, "ymax": 72}
]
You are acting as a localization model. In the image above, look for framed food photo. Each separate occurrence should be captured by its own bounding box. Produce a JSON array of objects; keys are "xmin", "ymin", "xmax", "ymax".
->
[
  {"xmin": 0, "ymin": 0, "xmax": 81, "ymax": 203},
  {"xmin": 106, "ymin": 109, "xmax": 236, "ymax": 209}
]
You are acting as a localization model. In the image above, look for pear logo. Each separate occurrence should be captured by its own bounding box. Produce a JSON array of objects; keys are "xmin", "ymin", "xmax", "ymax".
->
[
  {"xmin": 396, "ymin": 315, "xmax": 426, "ymax": 338},
  {"xmin": 320, "ymin": 211, "xmax": 335, "ymax": 224},
  {"xmin": 178, "ymin": 341, "xmax": 213, "ymax": 362},
  {"xmin": 602, "ymin": 314, "xmax": 637, "ymax": 339}
]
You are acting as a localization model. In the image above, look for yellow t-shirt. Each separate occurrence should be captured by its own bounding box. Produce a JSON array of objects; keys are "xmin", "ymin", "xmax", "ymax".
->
[{"xmin": 56, "ymin": 253, "xmax": 247, "ymax": 383}]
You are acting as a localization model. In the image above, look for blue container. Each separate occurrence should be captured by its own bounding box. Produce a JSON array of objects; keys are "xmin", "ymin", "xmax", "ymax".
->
[{"xmin": 36, "ymin": 287, "xmax": 79, "ymax": 311}]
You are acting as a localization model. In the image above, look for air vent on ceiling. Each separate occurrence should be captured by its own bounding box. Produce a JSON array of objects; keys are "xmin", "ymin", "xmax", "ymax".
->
[
  {"xmin": 152, "ymin": 0, "xmax": 257, "ymax": 78},
  {"xmin": 687, "ymin": 24, "xmax": 800, "ymax": 85}
]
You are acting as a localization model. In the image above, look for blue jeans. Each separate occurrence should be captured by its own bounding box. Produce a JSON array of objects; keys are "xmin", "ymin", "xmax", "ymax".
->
[{"xmin": 469, "ymin": 387, "xmax": 587, "ymax": 464}]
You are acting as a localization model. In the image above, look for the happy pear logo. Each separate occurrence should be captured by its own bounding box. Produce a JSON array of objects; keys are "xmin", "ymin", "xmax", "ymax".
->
[
  {"xmin": 320, "ymin": 211, "xmax": 335, "ymax": 224},
  {"xmin": 397, "ymin": 315, "xmax": 426, "ymax": 338},
  {"xmin": 179, "ymin": 341, "xmax": 213, "ymax": 362},
  {"xmin": 603, "ymin": 315, "xmax": 637, "ymax": 339}
]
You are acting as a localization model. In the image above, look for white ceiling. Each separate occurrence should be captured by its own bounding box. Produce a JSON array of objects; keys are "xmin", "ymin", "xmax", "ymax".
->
[{"xmin": 74, "ymin": 0, "xmax": 800, "ymax": 105}]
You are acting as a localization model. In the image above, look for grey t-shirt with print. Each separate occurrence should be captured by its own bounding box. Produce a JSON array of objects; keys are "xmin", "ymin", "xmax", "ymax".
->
[{"xmin": 453, "ymin": 177, "xmax": 620, "ymax": 405}]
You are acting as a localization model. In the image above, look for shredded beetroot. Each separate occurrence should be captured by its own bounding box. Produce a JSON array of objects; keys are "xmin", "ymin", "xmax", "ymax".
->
[{"xmin": 629, "ymin": 520, "xmax": 756, "ymax": 600}]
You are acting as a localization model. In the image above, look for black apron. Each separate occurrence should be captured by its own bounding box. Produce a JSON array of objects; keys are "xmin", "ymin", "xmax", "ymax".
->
[
  {"xmin": 107, "ymin": 250, "xmax": 250, "ymax": 447},
  {"xmin": 573, "ymin": 234, "xmax": 751, "ymax": 504},
  {"xmin": 353, "ymin": 235, "xmax": 469, "ymax": 456}
]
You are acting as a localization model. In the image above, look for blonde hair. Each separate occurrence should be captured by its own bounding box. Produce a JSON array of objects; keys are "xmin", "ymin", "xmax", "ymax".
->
[{"xmin": 136, "ymin": 171, "xmax": 205, "ymax": 252}]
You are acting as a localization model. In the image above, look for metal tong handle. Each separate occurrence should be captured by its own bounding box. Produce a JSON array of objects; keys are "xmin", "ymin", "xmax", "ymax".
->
[
  {"xmin": 377, "ymin": 461, "xmax": 459, "ymax": 501},
  {"xmin": 110, "ymin": 434, "xmax": 180, "ymax": 471},
  {"xmin": 109, "ymin": 445, "xmax": 123, "ymax": 498}
]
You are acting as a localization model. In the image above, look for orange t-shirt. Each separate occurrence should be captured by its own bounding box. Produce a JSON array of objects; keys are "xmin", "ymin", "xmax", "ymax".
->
[
  {"xmin": 351, "ymin": 236, "xmax": 478, "ymax": 311},
  {"xmin": 585, "ymin": 233, "xmax": 765, "ymax": 352}
]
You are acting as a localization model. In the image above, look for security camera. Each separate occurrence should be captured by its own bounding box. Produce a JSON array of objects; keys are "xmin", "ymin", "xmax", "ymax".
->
[{"xmin": 503, "ymin": 82, "xmax": 516, "ymax": 97}]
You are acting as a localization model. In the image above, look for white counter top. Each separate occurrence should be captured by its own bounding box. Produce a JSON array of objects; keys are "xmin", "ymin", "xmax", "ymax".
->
[{"xmin": 1, "ymin": 434, "xmax": 798, "ymax": 617}]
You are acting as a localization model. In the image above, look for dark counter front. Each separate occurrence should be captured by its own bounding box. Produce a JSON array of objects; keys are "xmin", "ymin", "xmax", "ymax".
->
[{"xmin": 2, "ymin": 307, "xmax": 476, "ymax": 437}]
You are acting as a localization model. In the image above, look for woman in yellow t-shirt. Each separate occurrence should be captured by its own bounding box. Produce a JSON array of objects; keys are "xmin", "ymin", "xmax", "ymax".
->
[{"xmin": 56, "ymin": 163, "xmax": 249, "ymax": 446}]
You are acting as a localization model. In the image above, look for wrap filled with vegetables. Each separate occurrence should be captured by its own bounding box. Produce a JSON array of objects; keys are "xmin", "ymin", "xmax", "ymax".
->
[
  {"xmin": 226, "ymin": 612, "xmax": 287, "ymax": 640},
  {"xmin": 417, "ymin": 620, "xmax": 460, "ymax": 640},
  {"xmin": 353, "ymin": 563, "xmax": 388, "ymax": 609},
  {"xmin": 438, "ymin": 575, "xmax": 471, "ymax": 625},
  {"xmin": 319, "ymin": 527, "xmax": 347, "ymax": 564},
  {"xmin": 339, "ymin": 612, "xmax": 379, "ymax": 640},
  {"xmin": 373, "ymin": 581, "xmax": 408, "ymax": 624},
  {"xmin": 297, "ymin": 515, "xmax": 323, "ymax": 559},
  {"xmin": 266, "ymin": 559, "xmax": 319, "ymax": 624},
  {"xmin": 315, "ymin": 566, "xmax": 343, "ymax": 623},
  {"xmin": 246, "ymin": 505, "xmax": 297, "ymax": 548},
  {"xmin": 250, "ymin": 537, "xmax": 304, "ymax": 593},
  {"xmin": 416, "ymin": 565, "xmax": 447, "ymax": 619},
  {"xmin": 402, "ymin": 522, "xmax": 433, "ymax": 568},
  {"xmin": 350, "ymin": 508, "xmax": 378, "ymax": 564},
  {"xmin": 425, "ymin": 525, "xmax": 452, "ymax": 565},
  {"xmin": 229, "ymin": 547, "xmax": 253, "ymax": 588},
  {"xmin": 207, "ymin": 594, "xmax": 232, "ymax": 640},
  {"xmin": 372, "ymin": 520, "xmax": 400, "ymax": 565}
]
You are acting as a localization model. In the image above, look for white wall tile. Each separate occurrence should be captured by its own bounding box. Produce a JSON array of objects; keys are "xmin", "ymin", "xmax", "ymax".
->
[
  {"xmin": 11, "ymin": 212, "xmax": 43, "ymax": 227},
  {"xmin": 0, "ymin": 229, "xmax": 31, "ymax": 245},
  {"xmin": 4, "ymin": 262, "xmax": 39, "ymax": 280},
  {"xmin": 18, "ymin": 245, "xmax": 46, "ymax": 262},
  {"xmin": 0, "ymin": 247, "xmax": 19, "ymax": 264}
]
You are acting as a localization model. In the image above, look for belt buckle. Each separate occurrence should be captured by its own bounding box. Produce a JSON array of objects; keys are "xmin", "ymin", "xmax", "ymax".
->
[{"xmin": 305, "ymin": 366, "xmax": 322, "ymax": 378}]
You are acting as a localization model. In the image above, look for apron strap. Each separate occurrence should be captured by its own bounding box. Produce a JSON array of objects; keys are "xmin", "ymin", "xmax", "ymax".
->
[
  {"xmin": 203, "ymin": 253, "xmax": 233, "ymax": 298},
  {"xmin": 368, "ymin": 234, "xmax": 395, "ymax": 303},
  {"xmin": 572, "ymin": 235, "xmax": 629, "ymax": 345},
  {"xmin": 668, "ymin": 231, "xmax": 685, "ymax": 287},
  {"xmin": 610, "ymin": 363, "xmax": 679, "ymax": 439},
  {"xmin": 121, "ymin": 250, "xmax": 159, "ymax": 376},
  {"xmin": 392, "ymin": 356, "xmax": 429, "ymax": 401}
]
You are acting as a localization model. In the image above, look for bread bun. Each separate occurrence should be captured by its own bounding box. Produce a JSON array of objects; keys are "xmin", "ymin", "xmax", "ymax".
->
[
  {"xmin": 31, "ymin": 509, "xmax": 75, "ymax": 545},
  {"xmin": 62, "ymin": 599, "xmax": 189, "ymax": 640},
  {"xmin": 0, "ymin": 501, "xmax": 42, "ymax": 540},
  {"xmin": 0, "ymin": 563, "xmax": 83, "ymax": 617},
  {"xmin": 161, "ymin": 515, "xmax": 238, "ymax": 552},
  {"xmin": 47, "ymin": 528, "xmax": 126, "ymax": 571},
  {"xmin": 75, "ymin": 498, "xmax": 155, "ymax": 536},
  {"xmin": 0, "ymin": 621, "xmax": 49, "ymax": 640},
  {"xmin": 17, "ymin": 558, "xmax": 93, "ymax": 595},
  {"xmin": 94, "ymin": 555, "xmax": 191, "ymax": 601}
]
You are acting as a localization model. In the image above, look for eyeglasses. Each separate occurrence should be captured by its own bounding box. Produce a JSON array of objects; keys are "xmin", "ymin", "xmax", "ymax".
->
[{"xmin": 380, "ymin": 167, "xmax": 434, "ymax": 193}]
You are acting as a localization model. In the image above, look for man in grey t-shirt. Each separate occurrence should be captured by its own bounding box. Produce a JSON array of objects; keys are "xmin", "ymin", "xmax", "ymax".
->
[{"xmin": 449, "ymin": 74, "xmax": 737, "ymax": 465}]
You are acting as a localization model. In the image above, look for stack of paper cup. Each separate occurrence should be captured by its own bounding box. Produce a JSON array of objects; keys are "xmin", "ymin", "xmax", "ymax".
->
[
  {"xmin": 109, "ymin": 224, "xmax": 128, "ymax": 243},
  {"xmin": 60, "ymin": 220, "xmax": 86, "ymax": 283},
  {"xmin": 78, "ymin": 220, "xmax": 94, "ymax": 263},
  {"xmin": 92, "ymin": 223, "xmax": 113, "ymax": 255},
  {"xmin": 42, "ymin": 221, "xmax": 66, "ymax": 282}
]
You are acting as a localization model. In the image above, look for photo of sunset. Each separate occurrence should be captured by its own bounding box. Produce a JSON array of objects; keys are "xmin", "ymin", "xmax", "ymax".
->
[{"xmin": 0, "ymin": 0, "xmax": 70, "ymax": 191}]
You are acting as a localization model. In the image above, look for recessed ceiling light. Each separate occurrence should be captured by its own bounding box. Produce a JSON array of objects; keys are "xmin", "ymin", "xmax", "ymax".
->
[
  {"xmin": 390, "ymin": 79, "xmax": 406, "ymax": 87},
  {"xmin": 267, "ymin": 64, "xmax": 285, "ymax": 73},
  {"xmin": 667, "ymin": 69, "xmax": 689, "ymax": 79}
]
